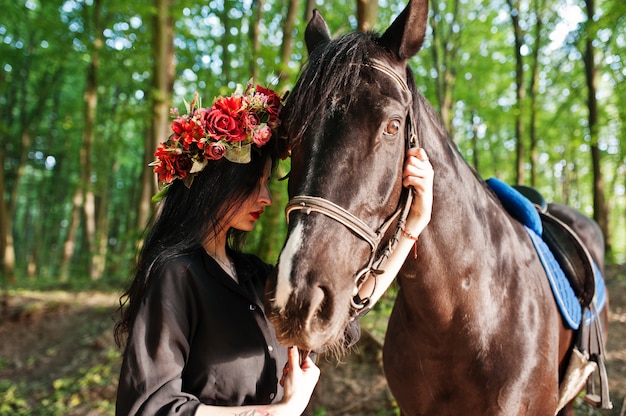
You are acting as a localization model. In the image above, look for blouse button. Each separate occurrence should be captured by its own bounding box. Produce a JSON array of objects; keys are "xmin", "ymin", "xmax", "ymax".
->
[{"xmin": 249, "ymin": 304, "xmax": 256, "ymax": 311}]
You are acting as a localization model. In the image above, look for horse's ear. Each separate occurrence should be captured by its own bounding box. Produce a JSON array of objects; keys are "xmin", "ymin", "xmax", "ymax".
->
[
  {"xmin": 379, "ymin": 0, "xmax": 429, "ymax": 61},
  {"xmin": 305, "ymin": 9, "xmax": 331, "ymax": 55}
]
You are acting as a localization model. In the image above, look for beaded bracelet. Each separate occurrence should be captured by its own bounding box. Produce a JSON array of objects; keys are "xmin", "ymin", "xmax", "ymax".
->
[
  {"xmin": 401, "ymin": 228, "xmax": 419, "ymax": 241},
  {"xmin": 401, "ymin": 228, "xmax": 419, "ymax": 259}
]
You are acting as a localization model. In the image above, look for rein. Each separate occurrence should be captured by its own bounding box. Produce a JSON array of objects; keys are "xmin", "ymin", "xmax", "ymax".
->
[{"xmin": 285, "ymin": 60, "xmax": 418, "ymax": 313}]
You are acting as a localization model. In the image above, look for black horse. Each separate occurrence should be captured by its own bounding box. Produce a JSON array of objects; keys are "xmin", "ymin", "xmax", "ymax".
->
[{"xmin": 265, "ymin": 0, "xmax": 610, "ymax": 414}]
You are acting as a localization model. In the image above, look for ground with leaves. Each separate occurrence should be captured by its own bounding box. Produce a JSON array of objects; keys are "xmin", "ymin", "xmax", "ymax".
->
[{"xmin": 0, "ymin": 265, "xmax": 624, "ymax": 415}]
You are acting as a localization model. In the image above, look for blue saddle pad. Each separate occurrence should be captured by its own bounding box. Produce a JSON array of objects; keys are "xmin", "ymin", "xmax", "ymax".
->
[
  {"xmin": 525, "ymin": 227, "xmax": 581, "ymax": 329},
  {"xmin": 487, "ymin": 178, "xmax": 607, "ymax": 330},
  {"xmin": 487, "ymin": 177, "xmax": 542, "ymax": 235}
]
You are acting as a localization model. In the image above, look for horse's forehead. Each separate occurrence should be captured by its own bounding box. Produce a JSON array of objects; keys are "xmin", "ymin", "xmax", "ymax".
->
[
  {"xmin": 291, "ymin": 62, "xmax": 410, "ymax": 148},
  {"xmin": 305, "ymin": 72, "xmax": 410, "ymax": 136},
  {"xmin": 337, "ymin": 60, "xmax": 410, "ymax": 100}
]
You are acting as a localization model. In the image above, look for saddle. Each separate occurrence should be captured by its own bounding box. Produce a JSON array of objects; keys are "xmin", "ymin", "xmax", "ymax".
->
[
  {"xmin": 486, "ymin": 178, "xmax": 612, "ymax": 410},
  {"xmin": 512, "ymin": 185, "xmax": 596, "ymax": 306}
]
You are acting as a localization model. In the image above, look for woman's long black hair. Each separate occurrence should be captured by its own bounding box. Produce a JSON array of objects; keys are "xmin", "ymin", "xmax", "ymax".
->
[{"xmin": 114, "ymin": 144, "xmax": 279, "ymax": 347}]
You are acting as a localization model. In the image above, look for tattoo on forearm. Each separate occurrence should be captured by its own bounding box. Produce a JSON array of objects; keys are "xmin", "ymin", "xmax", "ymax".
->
[{"xmin": 233, "ymin": 409, "xmax": 272, "ymax": 416}]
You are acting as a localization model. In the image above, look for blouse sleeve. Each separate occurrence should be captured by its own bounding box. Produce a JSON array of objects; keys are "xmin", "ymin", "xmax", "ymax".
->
[{"xmin": 116, "ymin": 260, "xmax": 202, "ymax": 416}]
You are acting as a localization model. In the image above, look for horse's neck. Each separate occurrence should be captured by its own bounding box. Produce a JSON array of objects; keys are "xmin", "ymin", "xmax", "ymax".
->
[
  {"xmin": 403, "ymin": 103, "xmax": 521, "ymax": 304},
  {"xmin": 417, "ymin": 100, "xmax": 495, "ymax": 250},
  {"xmin": 399, "ymin": 170, "xmax": 505, "ymax": 329}
]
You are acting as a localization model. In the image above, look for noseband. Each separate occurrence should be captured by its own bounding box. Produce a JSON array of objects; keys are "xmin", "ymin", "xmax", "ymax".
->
[{"xmin": 285, "ymin": 60, "xmax": 418, "ymax": 313}]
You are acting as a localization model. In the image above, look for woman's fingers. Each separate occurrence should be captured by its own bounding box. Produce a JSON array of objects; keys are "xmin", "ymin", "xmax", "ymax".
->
[
  {"xmin": 280, "ymin": 346, "xmax": 320, "ymax": 412},
  {"xmin": 403, "ymin": 148, "xmax": 433, "ymax": 189},
  {"xmin": 280, "ymin": 346, "xmax": 299, "ymax": 387},
  {"xmin": 402, "ymin": 148, "xmax": 434, "ymax": 235},
  {"xmin": 408, "ymin": 147, "xmax": 429, "ymax": 163}
]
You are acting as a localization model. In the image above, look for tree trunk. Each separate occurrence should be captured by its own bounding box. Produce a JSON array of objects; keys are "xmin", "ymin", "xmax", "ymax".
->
[
  {"xmin": 55, "ymin": 0, "xmax": 104, "ymax": 280},
  {"xmin": 470, "ymin": 109, "xmax": 479, "ymax": 172},
  {"xmin": 7, "ymin": 80, "xmax": 36, "ymax": 281},
  {"xmin": 82, "ymin": 0, "xmax": 102, "ymax": 279},
  {"xmin": 583, "ymin": 0, "xmax": 610, "ymax": 258},
  {"xmin": 507, "ymin": 0, "xmax": 526, "ymax": 185},
  {"xmin": 2, "ymin": 47, "xmax": 35, "ymax": 280},
  {"xmin": 59, "ymin": 186, "xmax": 83, "ymax": 282},
  {"xmin": 93, "ymin": 164, "xmax": 113, "ymax": 281},
  {"xmin": 138, "ymin": 124, "xmax": 155, "ymax": 231},
  {"xmin": 277, "ymin": 0, "xmax": 299, "ymax": 86},
  {"xmin": 221, "ymin": 1, "xmax": 233, "ymax": 85},
  {"xmin": 304, "ymin": 0, "xmax": 315, "ymax": 22},
  {"xmin": 153, "ymin": 0, "xmax": 174, "ymax": 151},
  {"xmin": 9, "ymin": 134, "xmax": 29, "ymax": 280},
  {"xmin": 0, "ymin": 147, "xmax": 14, "ymax": 283},
  {"xmin": 0, "ymin": 65, "xmax": 12, "ymax": 282},
  {"xmin": 528, "ymin": 0, "xmax": 543, "ymax": 188},
  {"xmin": 430, "ymin": 0, "xmax": 460, "ymax": 138},
  {"xmin": 255, "ymin": 0, "xmax": 302, "ymax": 261},
  {"xmin": 57, "ymin": 0, "xmax": 103, "ymax": 281},
  {"xmin": 254, "ymin": 175, "xmax": 288, "ymax": 263},
  {"xmin": 138, "ymin": 0, "xmax": 175, "ymax": 232},
  {"xmin": 249, "ymin": 0, "xmax": 264, "ymax": 80},
  {"xmin": 357, "ymin": 0, "xmax": 378, "ymax": 31}
]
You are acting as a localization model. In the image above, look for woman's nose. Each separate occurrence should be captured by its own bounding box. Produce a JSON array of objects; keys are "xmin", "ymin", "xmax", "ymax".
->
[{"xmin": 259, "ymin": 184, "xmax": 272, "ymax": 206}]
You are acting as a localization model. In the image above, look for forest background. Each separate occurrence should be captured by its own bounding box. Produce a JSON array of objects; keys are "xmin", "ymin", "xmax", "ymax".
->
[
  {"xmin": 1, "ymin": 0, "xmax": 626, "ymax": 415},
  {"xmin": 1, "ymin": 0, "xmax": 625, "ymax": 285}
]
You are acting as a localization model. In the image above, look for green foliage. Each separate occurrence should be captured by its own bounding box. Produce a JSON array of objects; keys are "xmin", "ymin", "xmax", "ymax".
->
[
  {"xmin": 361, "ymin": 285, "xmax": 399, "ymax": 343},
  {"xmin": 0, "ymin": 289, "xmax": 122, "ymax": 415},
  {"xmin": 0, "ymin": 349, "xmax": 121, "ymax": 416},
  {"xmin": 8, "ymin": 272, "xmax": 127, "ymax": 293},
  {"xmin": 41, "ymin": 359, "xmax": 117, "ymax": 415},
  {"xmin": 0, "ymin": 380, "xmax": 30, "ymax": 415},
  {"xmin": 0, "ymin": 0, "xmax": 624, "ymax": 287},
  {"xmin": 312, "ymin": 407, "xmax": 328, "ymax": 416}
]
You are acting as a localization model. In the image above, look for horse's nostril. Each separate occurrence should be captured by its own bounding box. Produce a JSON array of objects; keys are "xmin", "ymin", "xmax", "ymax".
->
[{"xmin": 309, "ymin": 285, "xmax": 332, "ymax": 323}]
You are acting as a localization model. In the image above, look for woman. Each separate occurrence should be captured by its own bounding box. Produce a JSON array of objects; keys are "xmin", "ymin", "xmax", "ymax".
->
[{"xmin": 114, "ymin": 84, "xmax": 433, "ymax": 416}]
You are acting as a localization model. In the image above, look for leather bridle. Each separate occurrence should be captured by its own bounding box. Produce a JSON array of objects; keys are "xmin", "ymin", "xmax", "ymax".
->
[{"xmin": 284, "ymin": 60, "xmax": 419, "ymax": 313}]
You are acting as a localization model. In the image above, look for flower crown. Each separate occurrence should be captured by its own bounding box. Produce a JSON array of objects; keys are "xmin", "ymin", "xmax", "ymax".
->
[{"xmin": 150, "ymin": 83, "xmax": 283, "ymax": 201}]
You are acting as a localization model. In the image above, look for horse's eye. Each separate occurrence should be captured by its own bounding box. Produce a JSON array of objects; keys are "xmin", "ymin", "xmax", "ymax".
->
[{"xmin": 383, "ymin": 119, "xmax": 401, "ymax": 136}]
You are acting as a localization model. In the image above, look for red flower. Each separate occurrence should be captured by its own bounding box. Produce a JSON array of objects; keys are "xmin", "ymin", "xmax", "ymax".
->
[
  {"xmin": 256, "ymin": 85, "xmax": 281, "ymax": 110},
  {"xmin": 214, "ymin": 95, "xmax": 244, "ymax": 116},
  {"xmin": 153, "ymin": 144, "xmax": 193, "ymax": 183},
  {"xmin": 253, "ymin": 125, "xmax": 272, "ymax": 147},
  {"xmin": 152, "ymin": 86, "xmax": 284, "ymax": 190},
  {"xmin": 154, "ymin": 144, "xmax": 169, "ymax": 158},
  {"xmin": 172, "ymin": 154, "xmax": 193, "ymax": 178},
  {"xmin": 153, "ymin": 155, "xmax": 175, "ymax": 184},
  {"xmin": 171, "ymin": 116, "xmax": 198, "ymax": 136},
  {"xmin": 171, "ymin": 117, "xmax": 187, "ymax": 135},
  {"xmin": 202, "ymin": 107, "xmax": 246, "ymax": 143},
  {"xmin": 171, "ymin": 117, "xmax": 202, "ymax": 150},
  {"xmin": 254, "ymin": 86, "xmax": 282, "ymax": 129},
  {"xmin": 206, "ymin": 142, "xmax": 226, "ymax": 160},
  {"xmin": 243, "ymin": 111, "xmax": 260, "ymax": 130}
]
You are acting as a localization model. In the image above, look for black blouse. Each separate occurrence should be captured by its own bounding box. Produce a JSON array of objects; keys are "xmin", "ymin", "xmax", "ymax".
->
[{"xmin": 116, "ymin": 249, "xmax": 287, "ymax": 415}]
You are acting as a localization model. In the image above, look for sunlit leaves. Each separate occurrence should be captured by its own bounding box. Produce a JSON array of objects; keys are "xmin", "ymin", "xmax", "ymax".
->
[{"xmin": 1, "ymin": 0, "xmax": 625, "ymax": 279}]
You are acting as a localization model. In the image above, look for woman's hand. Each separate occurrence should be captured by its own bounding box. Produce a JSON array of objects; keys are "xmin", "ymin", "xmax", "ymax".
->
[
  {"xmin": 354, "ymin": 147, "xmax": 434, "ymax": 311},
  {"xmin": 402, "ymin": 147, "xmax": 434, "ymax": 237},
  {"xmin": 279, "ymin": 346, "xmax": 320, "ymax": 415}
]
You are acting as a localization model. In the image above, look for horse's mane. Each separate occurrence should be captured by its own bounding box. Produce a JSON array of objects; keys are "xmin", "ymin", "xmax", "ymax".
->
[{"xmin": 283, "ymin": 32, "xmax": 386, "ymax": 146}]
